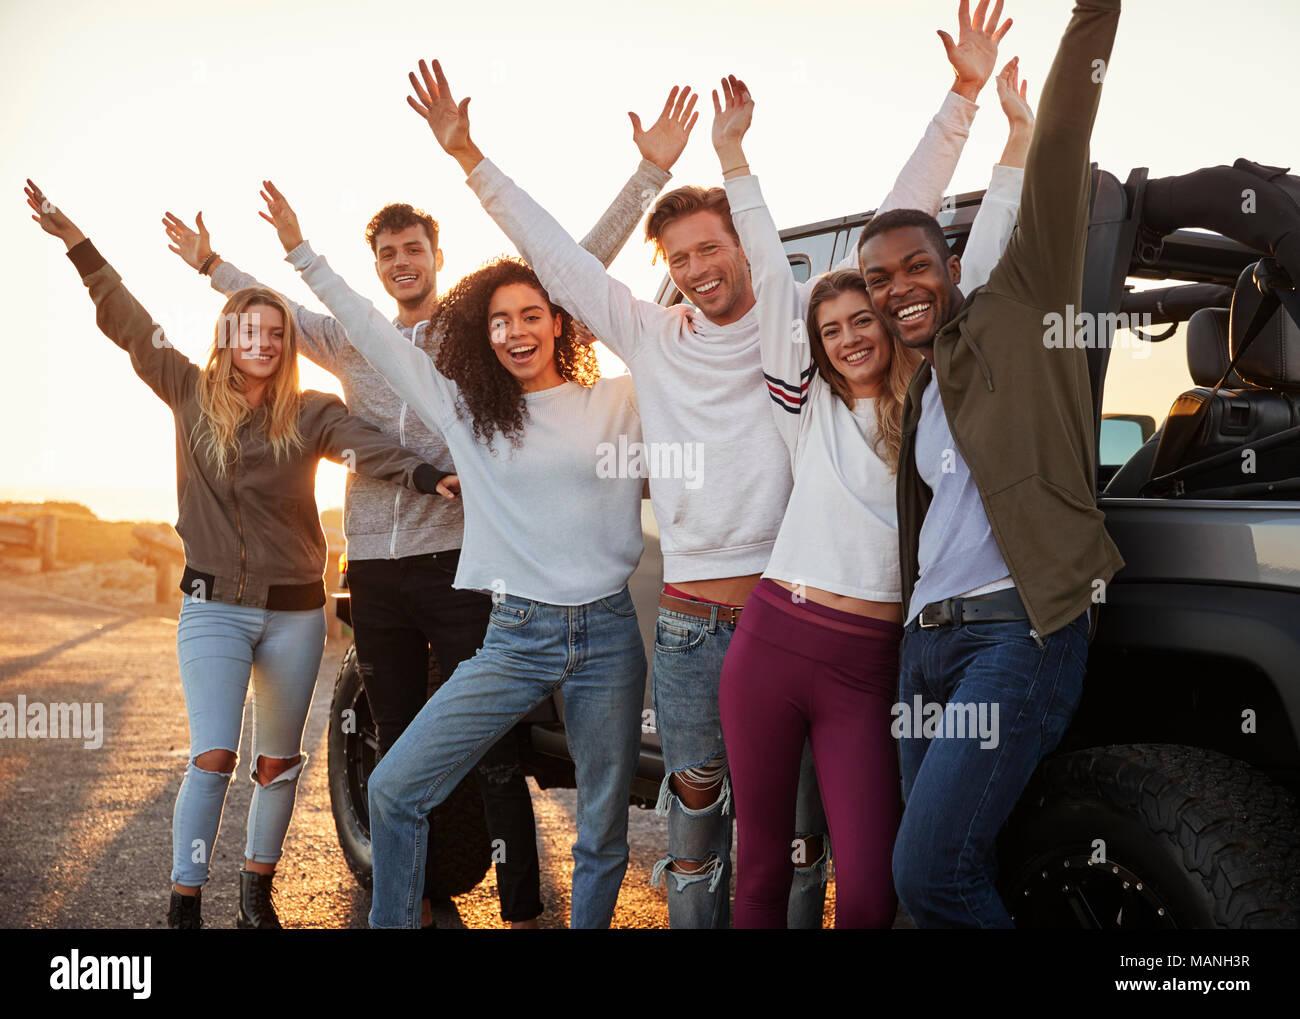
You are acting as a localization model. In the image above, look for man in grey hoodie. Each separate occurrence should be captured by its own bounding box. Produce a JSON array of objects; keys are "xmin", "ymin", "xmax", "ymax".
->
[{"xmin": 162, "ymin": 92, "xmax": 694, "ymax": 925}]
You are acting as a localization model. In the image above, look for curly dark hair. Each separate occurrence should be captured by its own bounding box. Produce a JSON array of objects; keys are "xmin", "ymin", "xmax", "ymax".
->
[
  {"xmin": 365, "ymin": 203, "xmax": 439, "ymax": 253},
  {"xmin": 433, "ymin": 257, "xmax": 601, "ymax": 449}
]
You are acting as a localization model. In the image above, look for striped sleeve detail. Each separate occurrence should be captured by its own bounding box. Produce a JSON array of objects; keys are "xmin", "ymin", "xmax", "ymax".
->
[{"xmin": 764, "ymin": 363, "xmax": 817, "ymax": 415}]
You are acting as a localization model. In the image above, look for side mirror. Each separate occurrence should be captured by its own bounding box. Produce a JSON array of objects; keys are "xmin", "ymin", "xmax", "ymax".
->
[{"xmin": 1100, "ymin": 414, "xmax": 1155, "ymax": 466}]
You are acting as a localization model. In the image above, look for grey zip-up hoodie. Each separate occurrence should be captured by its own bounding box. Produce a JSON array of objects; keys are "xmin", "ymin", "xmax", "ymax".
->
[{"xmin": 210, "ymin": 158, "xmax": 672, "ymax": 560}]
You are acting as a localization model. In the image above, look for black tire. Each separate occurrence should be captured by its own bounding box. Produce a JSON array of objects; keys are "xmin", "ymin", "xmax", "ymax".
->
[
  {"xmin": 998, "ymin": 744, "xmax": 1300, "ymax": 929},
  {"xmin": 327, "ymin": 645, "xmax": 377, "ymax": 890},
  {"xmin": 326, "ymin": 644, "xmax": 492, "ymax": 898}
]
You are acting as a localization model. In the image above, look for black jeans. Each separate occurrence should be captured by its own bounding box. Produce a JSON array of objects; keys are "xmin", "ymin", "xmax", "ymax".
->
[{"xmin": 347, "ymin": 550, "xmax": 544, "ymax": 922}]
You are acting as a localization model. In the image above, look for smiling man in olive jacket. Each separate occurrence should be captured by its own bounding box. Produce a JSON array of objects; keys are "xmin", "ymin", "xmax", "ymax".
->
[{"xmin": 858, "ymin": 0, "xmax": 1125, "ymax": 928}]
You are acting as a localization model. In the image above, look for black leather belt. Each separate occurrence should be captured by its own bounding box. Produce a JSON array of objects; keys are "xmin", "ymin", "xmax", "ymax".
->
[{"xmin": 918, "ymin": 586, "xmax": 1027, "ymax": 629}]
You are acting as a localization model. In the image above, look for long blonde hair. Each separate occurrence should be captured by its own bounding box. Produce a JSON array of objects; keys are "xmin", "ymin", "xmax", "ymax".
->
[
  {"xmin": 806, "ymin": 270, "xmax": 920, "ymax": 473},
  {"xmin": 193, "ymin": 288, "xmax": 303, "ymax": 477}
]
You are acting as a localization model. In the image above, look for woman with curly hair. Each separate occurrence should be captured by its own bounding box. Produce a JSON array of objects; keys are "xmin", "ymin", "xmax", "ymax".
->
[
  {"xmin": 257, "ymin": 182, "xmax": 647, "ymax": 929},
  {"xmin": 24, "ymin": 180, "xmax": 457, "ymax": 930},
  {"xmin": 432, "ymin": 257, "xmax": 603, "ymax": 447}
]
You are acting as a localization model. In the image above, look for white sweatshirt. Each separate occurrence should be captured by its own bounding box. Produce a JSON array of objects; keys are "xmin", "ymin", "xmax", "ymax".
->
[
  {"xmin": 729, "ymin": 165, "xmax": 1025, "ymax": 601},
  {"xmin": 467, "ymin": 91, "xmax": 978, "ymax": 583},
  {"xmin": 286, "ymin": 242, "xmax": 645, "ymax": 606}
]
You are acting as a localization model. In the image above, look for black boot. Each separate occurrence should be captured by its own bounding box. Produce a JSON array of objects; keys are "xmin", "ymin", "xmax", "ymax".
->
[
  {"xmin": 167, "ymin": 888, "xmax": 203, "ymax": 929},
  {"xmin": 236, "ymin": 869, "xmax": 283, "ymax": 929}
]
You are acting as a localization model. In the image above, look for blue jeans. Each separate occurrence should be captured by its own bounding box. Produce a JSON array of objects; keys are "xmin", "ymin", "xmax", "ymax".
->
[
  {"xmin": 367, "ymin": 586, "xmax": 645, "ymax": 929},
  {"xmin": 171, "ymin": 595, "xmax": 327, "ymax": 886},
  {"xmin": 789, "ymin": 740, "xmax": 831, "ymax": 929},
  {"xmin": 650, "ymin": 603, "xmax": 828, "ymax": 928},
  {"xmin": 348, "ymin": 551, "xmax": 542, "ymax": 922},
  {"xmin": 892, "ymin": 611, "xmax": 1089, "ymax": 928}
]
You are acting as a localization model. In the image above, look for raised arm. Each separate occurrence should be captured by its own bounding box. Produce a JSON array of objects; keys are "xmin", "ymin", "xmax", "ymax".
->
[
  {"xmin": 865, "ymin": 90, "xmax": 977, "ymax": 231},
  {"xmin": 960, "ymin": 59, "xmax": 1032, "ymax": 293},
  {"xmin": 27, "ymin": 180, "xmax": 197, "ymax": 408},
  {"xmin": 871, "ymin": 0, "xmax": 1012, "ymax": 225},
  {"xmin": 578, "ymin": 85, "xmax": 697, "ymax": 264},
  {"xmin": 162, "ymin": 210, "xmax": 350, "ymax": 371},
  {"xmin": 257, "ymin": 181, "xmax": 458, "ymax": 437},
  {"xmin": 797, "ymin": 0, "xmax": 1011, "ymax": 292},
  {"xmin": 406, "ymin": 58, "xmax": 681, "ymax": 362},
  {"xmin": 711, "ymin": 77, "xmax": 808, "ymax": 456},
  {"xmin": 984, "ymin": 0, "xmax": 1121, "ymax": 307},
  {"xmin": 578, "ymin": 159, "xmax": 671, "ymax": 268}
]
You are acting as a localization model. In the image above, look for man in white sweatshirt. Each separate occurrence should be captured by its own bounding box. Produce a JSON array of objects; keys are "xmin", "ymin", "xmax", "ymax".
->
[{"xmin": 408, "ymin": 0, "xmax": 1009, "ymax": 927}]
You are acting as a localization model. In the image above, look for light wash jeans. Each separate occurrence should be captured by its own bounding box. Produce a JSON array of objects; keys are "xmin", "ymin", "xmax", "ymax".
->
[
  {"xmin": 171, "ymin": 595, "xmax": 327, "ymax": 886},
  {"xmin": 367, "ymin": 586, "xmax": 645, "ymax": 929},
  {"xmin": 650, "ymin": 603, "xmax": 829, "ymax": 928}
]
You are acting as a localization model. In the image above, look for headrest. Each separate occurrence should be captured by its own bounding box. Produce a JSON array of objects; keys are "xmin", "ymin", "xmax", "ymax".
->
[
  {"xmin": 1229, "ymin": 261, "xmax": 1300, "ymax": 390},
  {"xmin": 1185, "ymin": 308, "xmax": 1242, "ymax": 387}
]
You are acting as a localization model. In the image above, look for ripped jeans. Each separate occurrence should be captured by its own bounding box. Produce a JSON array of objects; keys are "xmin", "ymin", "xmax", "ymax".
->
[
  {"xmin": 171, "ymin": 595, "xmax": 327, "ymax": 886},
  {"xmin": 650, "ymin": 601, "xmax": 829, "ymax": 928}
]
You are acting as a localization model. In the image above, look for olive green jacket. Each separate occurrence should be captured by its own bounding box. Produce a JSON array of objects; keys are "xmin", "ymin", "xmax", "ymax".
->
[{"xmin": 898, "ymin": 0, "xmax": 1126, "ymax": 637}]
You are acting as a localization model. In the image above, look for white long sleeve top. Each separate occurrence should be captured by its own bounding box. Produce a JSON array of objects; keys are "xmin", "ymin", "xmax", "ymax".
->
[
  {"xmin": 731, "ymin": 164, "xmax": 1025, "ymax": 601},
  {"xmin": 287, "ymin": 242, "xmax": 645, "ymax": 606}
]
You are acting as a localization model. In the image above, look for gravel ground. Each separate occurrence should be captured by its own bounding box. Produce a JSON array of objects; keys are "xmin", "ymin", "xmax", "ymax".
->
[{"xmin": 0, "ymin": 576, "xmax": 862, "ymax": 929}]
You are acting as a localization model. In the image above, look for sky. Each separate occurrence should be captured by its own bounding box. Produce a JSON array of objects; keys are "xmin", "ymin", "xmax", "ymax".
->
[{"xmin": 3, "ymin": 0, "xmax": 1299, "ymax": 521}]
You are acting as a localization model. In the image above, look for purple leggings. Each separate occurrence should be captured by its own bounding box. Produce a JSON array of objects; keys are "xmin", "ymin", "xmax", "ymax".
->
[{"xmin": 719, "ymin": 579, "xmax": 902, "ymax": 928}]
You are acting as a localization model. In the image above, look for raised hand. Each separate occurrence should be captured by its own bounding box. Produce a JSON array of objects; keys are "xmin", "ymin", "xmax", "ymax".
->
[
  {"xmin": 406, "ymin": 58, "xmax": 482, "ymax": 174},
  {"xmin": 258, "ymin": 179, "xmax": 304, "ymax": 253},
  {"xmin": 162, "ymin": 211, "xmax": 213, "ymax": 271},
  {"xmin": 996, "ymin": 57, "xmax": 1033, "ymax": 132},
  {"xmin": 24, "ymin": 179, "xmax": 85, "ymax": 248},
  {"xmin": 938, "ymin": 0, "xmax": 1013, "ymax": 101},
  {"xmin": 629, "ymin": 85, "xmax": 699, "ymax": 173},
  {"xmin": 711, "ymin": 75, "xmax": 754, "ymax": 177},
  {"xmin": 995, "ymin": 57, "xmax": 1034, "ymax": 168}
]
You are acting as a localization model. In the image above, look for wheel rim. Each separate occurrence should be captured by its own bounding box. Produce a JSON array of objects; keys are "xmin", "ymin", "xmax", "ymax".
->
[{"xmin": 1007, "ymin": 852, "xmax": 1177, "ymax": 929}]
